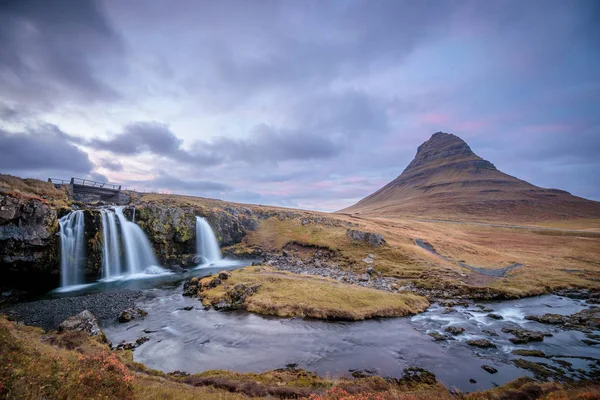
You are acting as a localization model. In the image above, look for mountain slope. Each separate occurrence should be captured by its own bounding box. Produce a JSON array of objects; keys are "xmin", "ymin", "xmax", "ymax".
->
[{"xmin": 340, "ymin": 132, "xmax": 600, "ymax": 222}]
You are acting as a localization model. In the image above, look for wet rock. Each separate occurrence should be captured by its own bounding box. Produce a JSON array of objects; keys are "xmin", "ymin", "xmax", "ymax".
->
[
  {"xmin": 512, "ymin": 350, "xmax": 547, "ymax": 357},
  {"xmin": 582, "ymin": 339, "xmax": 600, "ymax": 346},
  {"xmin": 466, "ymin": 339, "xmax": 497, "ymax": 348},
  {"xmin": 118, "ymin": 307, "xmax": 148, "ymax": 323},
  {"xmin": 469, "ymin": 378, "xmax": 477, "ymax": 384},
  {"xmin": 482, "ymin": 329, "xmax": 499, "ymax": 337},
  {"xmin": 58, "ymin": 310, "xmax": 104, "ymax": 338},
  {"xmin": 444, "ymin": 326, "xmax": 465, "ymax": 335},
  {"xmin": 502, "ymin": 327, "xmax": 551, "ymax": 344},
  {"xmin": 181, "ymin": 306, "xmax": 194, "ymax": 311},
  {"xmin": 390, "ymin": 367, "xmax": 437, "ymax": 387},
  {"xmin": 428, "ymin": 332, "xmax": 451, "ymax": 341},
  {"xmin": 487, "ymin": 313, "xmax": 503, "ymax": 320},
  {"xmin": 481, "ymin": 365, "xmax": 498, "ymax": 374},
  {"xmin": 442, "ymin": 307, "xmax": 455, "ymax": 314},
  {"xmin": 525, "ymin": 307, "xmax": 600, "ymax": 332},
  {"xmin": 136, "ymin": 336, "xmax": 150, "ymax": 345},
  {"xmin": 440, "ymin": 299, "xmax": 470, "ymax": 308},
  {"xmin": 347, "ymin": 229, "xmax": 386, "ymax": 247},
  {"xmin": 183, "ymin": 277, "xmax": 200, "ymax": 297},
  {"xmin": 525, "ymin": 313, "xmax": 565, "ymax": 324}
]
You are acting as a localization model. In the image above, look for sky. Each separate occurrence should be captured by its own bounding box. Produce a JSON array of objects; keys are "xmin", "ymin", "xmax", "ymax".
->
[{"xmin": 0, "ymin": 0, "xmax": 599, "ymax": 211}]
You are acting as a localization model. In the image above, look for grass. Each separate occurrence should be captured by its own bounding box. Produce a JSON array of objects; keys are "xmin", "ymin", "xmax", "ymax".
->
[
  {"xmin": 197, "ymin": 266, "xmax": 429, "ymax": 320},
  {"xmin": 0, "ymin": 174, "xmax": 69, "ymax": 207}
]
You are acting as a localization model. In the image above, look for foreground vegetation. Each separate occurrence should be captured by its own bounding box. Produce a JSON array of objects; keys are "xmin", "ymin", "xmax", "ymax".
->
[
  {"xmin": 2, "ymin": 316, "xmax": 599, "ymax": 399},
  {"xmin": 188, "ymin": 266, "xmax": 429, "ymax": 319}
]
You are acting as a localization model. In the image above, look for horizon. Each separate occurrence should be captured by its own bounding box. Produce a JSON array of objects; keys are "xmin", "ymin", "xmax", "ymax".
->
[{"xmin": 1, "ymin": 0, "xmax": 599, "ymax": 211}]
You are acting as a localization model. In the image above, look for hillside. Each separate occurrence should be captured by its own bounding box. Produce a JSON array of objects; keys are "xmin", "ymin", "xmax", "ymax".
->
[{"xmin": 339, "ymin": 132, "xmax": 600, "ymax": 222}]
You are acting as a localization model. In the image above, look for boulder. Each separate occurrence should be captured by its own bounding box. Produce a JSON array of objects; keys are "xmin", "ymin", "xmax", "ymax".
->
[
  {"xmin": 466, "ymin": 339, "xmax": 497, "ymax": 348},
  {"xmin": 346, "ymin": 229, "xmax": 386, "ymax": 247},
  {"xmin": 481, "ymin": 365, "xmax": 498, "ymax": 374},
  {"xmin": 444, "ymin": 326, "xmax": 465, "ymax": 335},
  {"xmin": 502, "ymin": 327, "xmax": 550, "ymax": 344},
  {"xmin": 118, "ymin": 307, "xmax": 148, "ymax": 323},
  {"xmin": 58, "ymin": 310, "xmax": 104, "ymax": 338},
  {"xmin": 487, "ymin": 313, "xmax": 503, "ymax": 320}
]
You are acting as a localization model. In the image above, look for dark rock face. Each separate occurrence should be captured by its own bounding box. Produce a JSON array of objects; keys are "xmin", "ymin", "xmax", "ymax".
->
[
  {"xmin": 134, "ymin": 203, "xmax": 265, "ymax": 266},
  {"xmin": 346, "ymin": 229, "xmax": 386, "ymax": 247},
  {"xmin": 481, "ymin": 365, "xmax": 498, "ymax": 374},
  {"xmin": 0, "ymin": 194, "xmax": 61, "ymax": 290}
]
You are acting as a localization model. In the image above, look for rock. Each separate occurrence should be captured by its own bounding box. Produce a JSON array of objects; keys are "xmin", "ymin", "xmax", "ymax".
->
[
  {"xmin": 481, "ymin": 365, "xmax": 498, "ymax": 374},
  {"xmin": 466, "ymin": 339, "xmax": 497, "ymax": 348},
  {"xmin": 363, "ymin": 256, "xmax": 374, "ymax": 265},
  {"xmin": 469, "ymin": 378, "xmax": 477, "ymax": 384},
  {"xmin": 582, "ymin": 339, "xmax": 600, "ymax": 346},
  {"xmin": 442, "ymin": 307, "xmax": 455, "ymax": 314},
  {"xmin": 346, "ymin": 229, "xmax": 386, "ymax": 247},
  {"xmin": 487, "ymin": 313, "xmax": 503, "ymax": 320},
  {"xmin": 359, "ymin": 274, "xmax": 370, "ymax": 282},
  {"xmin": 444, "ymin": 326, "xmax": 465, "ymax": 335},
  {"xmin": 482, "ymin": 329, "xmax": 498, "ymax": 337},
  {"xmin": 525, "ymin": 313, "xmax": 565, "ymax": 325},
  {"xmin": 512, "ymin": 350, "xmax": 546, "ymax": 357},
  {"xmin": 58, "ymin": 310, "xmax": 104, "ymax": 338},
  {"xmin": 394, "ymin": 367, "xmax": 437, "ymax": 387},
  {"xmin": 502, "ymin": 327, "xmax": 550, "ymax": 344},
  {"xmin": 218, "ymin": 270, "xmax": 232, "ymax": 280},
  {"xmin": 428, "ymin": 332, "xmax": 451, "ymax": 341},
  {"xmin": 181, "ymin": 306, "xmax": 194, "ymax": 311},
  {"xmin": 115, "ymin": 336, "xmax": 149, "ymax": 351},
  {"xmin": 183, "ymin": 278, "xmax": 200, "ymax": 296},
  {"xmin": 136, "ymin": 336, "xmax": 150, "ymax": 345},
  {"xmin": 118, "ymin": 307, "xmax": 148, "ymax": 323},
  {"xmin": 366, "ymin": 266, "xmax": 374, "ymax": 275}
]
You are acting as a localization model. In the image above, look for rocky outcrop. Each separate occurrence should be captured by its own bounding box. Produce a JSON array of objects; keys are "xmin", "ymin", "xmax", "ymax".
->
[
  {"xmin": 118, "ymin": 307, "xmax": 148, "ymax": 323},
  {"xmin": 134, "ymin": 203, "xmax": 265, "ymax": 266},
  {"xmin": 58, "ymin": 310, "xmax": 108, "ymax": 343},
  {"xmin": 525, "ymin": 307, "xmax": 600, "ymax": 332},
  {"xmin": 502, "ymin": 327, "xmax": 551, "ymax": 344},
  {"xmin": 346, "ymin": 229, "xmax": 386, "ymax": 247},
  {"xmin": 0, "ymin": 194, "xmax": 61, "ymax": 290}
]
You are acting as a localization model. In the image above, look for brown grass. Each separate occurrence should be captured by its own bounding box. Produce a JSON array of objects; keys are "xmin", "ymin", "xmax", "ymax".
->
[
  {"xmin": 199, "ymin": 266, "xmax": 429, "ymax": 319},
  {"xmin": 0, "ymin": 174, "xmax": 69, "ymax": 207}
]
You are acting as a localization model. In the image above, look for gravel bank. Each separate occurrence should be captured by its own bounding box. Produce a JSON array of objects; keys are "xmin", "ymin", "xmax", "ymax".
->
[{"xmin": 4, "ymin": 290, "xmax": 142, "ymax": 331}]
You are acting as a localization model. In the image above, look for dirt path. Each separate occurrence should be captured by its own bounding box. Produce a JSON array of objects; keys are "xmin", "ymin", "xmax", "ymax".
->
[{"xmin": 415, "ymin": 239, "xmax": 523, "ymax": 277}]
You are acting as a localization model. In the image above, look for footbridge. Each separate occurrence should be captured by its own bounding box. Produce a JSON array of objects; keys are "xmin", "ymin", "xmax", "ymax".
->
[{"xmin": 48, "ymin": 177, "xmax": 128, "ymax": 204}]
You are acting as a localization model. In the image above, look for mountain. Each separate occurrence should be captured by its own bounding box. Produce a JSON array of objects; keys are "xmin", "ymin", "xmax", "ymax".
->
[{"xmin": 339, "ymin": 132, "xmax": 600, "ymax": 222}]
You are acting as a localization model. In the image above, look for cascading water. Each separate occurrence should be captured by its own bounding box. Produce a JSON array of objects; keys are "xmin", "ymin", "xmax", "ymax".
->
[
  {"xmin": 59, "ymin": 211, "xmax": 85, "ymax": 287},
  {"xmin": 114, "ymin": 206, "xmax": 160, "ymax": 274},
  {"xmin": 100, "ymin": 209, "xmax": 122, "ymax": 279},
  {"xmin": 196, "ymin": 216, "xmax": 222, "ymax": 264}
]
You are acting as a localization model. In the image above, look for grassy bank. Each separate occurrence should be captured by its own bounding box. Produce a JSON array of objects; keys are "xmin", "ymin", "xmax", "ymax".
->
[{"xmin": 191, "ymin": 266, "xmax": 430, "ymax": 320}]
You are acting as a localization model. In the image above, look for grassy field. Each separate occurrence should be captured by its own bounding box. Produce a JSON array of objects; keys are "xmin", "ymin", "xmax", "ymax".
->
[{"xmin": 195, "ymin": 266, "xmax": 429, "ymax": 319}]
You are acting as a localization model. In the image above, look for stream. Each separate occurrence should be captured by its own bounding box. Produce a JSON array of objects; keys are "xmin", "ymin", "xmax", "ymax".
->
[{"xmin": 102, "ymin": 281, "xmax": 600, "ymax": 392}]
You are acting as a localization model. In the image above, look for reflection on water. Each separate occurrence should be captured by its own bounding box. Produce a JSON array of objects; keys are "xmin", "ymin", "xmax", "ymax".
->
[{"xmin": 103, "ymin": 288, "xmax": 600, "ymax": 392}]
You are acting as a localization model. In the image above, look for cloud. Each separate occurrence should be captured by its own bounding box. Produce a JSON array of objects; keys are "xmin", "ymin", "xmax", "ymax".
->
[
  {"xmin": 0, "ymin": 0, "xmax": 123, "ymax": 105},
  {"xmin": 136, "ymin": 171, "xmax": 232, "ymax": 193},
  {"xmin": 98, "ymin": 158, "xmax": 124, "ymax": 172},
  {"xmin": 91, "ymin": 121, "xmax": 183, "ymax": 156},
  {"xmin": 0, "ymin": 125, "xmax": 93, "ymax": 174}
]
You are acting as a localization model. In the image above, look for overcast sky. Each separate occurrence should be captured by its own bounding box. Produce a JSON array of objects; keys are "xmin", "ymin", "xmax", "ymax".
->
[{"xmin": 1, "ymin": 0, "xmax": 599, "ymax": 211}]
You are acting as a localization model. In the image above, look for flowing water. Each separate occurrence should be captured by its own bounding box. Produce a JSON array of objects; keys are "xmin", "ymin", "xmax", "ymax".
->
[
  {"xmin": 114, "ymin": 206, "xmax": 163, "ymax": 275},
  {"xmin": 59, "ymin": 211, "xmax": 85, "ymax": 288},
  {"xmin": 103, "ymin": 289, "xmax": 600, "ymax": 392},
  {"xmin": 100, "ymin": 210, "xmax": 123, "ymax": 279},
  {"xmin": 196, "ymin": 216, "xmax": 222, "ymax": 264}
]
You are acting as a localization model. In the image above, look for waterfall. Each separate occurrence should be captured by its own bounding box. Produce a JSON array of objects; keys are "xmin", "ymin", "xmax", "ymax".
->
[
  {"xmin": 100, "ymin": 209, "xmax": 122, "ymax": 279},
  {"xmin": 114, "ymin": 207, "xmax": 160, "ymax": 274},
  {"xmin": 196, "ymin": 216, "xmax": 222, "ymax": 264},
  {"xmin": 59, "ymin": 211, "xmax": 85, "ymax": 287}
]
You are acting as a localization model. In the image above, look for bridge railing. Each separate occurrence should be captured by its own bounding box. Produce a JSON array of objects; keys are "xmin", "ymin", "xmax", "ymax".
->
[
  {"xmin": 48, "ymin": 178, "xmax": 70, "ymax": 185},
  {"xmin": 71, "ymin": 177, "xmax": 121, "ymax": 191}
]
